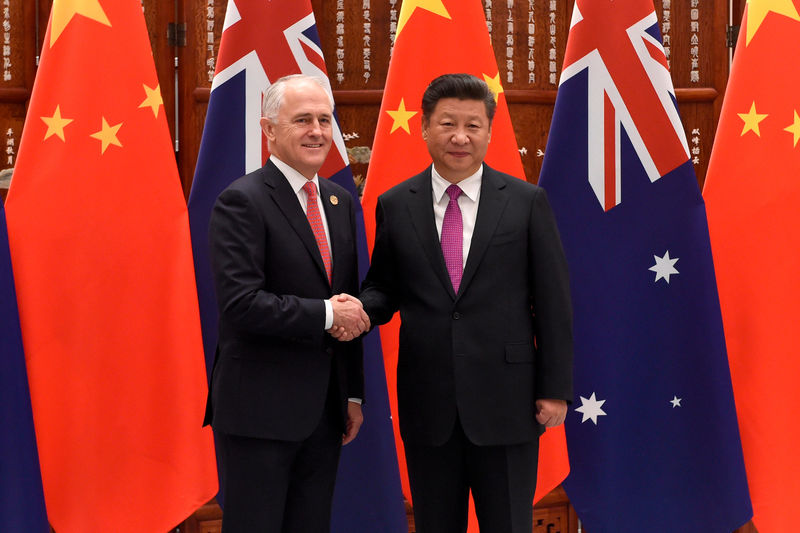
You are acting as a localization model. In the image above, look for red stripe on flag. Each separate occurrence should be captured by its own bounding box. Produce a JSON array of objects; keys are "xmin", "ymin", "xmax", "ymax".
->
[
  {"xmin": 644, "ymin": 37, "xmax": 669, "ymax": 70},
  {"xmin": 604, "ymin": 91, "xmax": 617, "ymax": 211}
]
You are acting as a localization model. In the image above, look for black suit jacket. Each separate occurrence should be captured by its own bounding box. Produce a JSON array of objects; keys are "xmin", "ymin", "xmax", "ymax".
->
[
  {"xmin": 360, "ymin": 163, "xmax": 572, "ymax": 447},
  {"xmin": 204, "ymin": 161, "xmax": 364, "ymax": 441}
]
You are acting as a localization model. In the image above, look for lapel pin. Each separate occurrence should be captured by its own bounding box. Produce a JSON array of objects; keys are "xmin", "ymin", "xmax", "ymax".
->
[{"xmin": 329, "ymin": 195, "xmax": 339, "ymax": 205}]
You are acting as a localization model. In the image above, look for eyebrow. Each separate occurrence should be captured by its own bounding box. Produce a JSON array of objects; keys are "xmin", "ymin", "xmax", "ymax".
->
[
  {"xmin": 292, "ymin": 112, "xmax": 332, "ymax": 120},
  {"xmin": 438, "ymin": 114, "xmax": 485, "ymax": 122}
]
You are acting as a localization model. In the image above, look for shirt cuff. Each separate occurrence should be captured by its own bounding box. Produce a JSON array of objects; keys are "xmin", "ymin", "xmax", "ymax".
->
[
  {"xmin": 324, "ymin": 299, "xmax": 333, "ymax": 330},
  {"xmin": 348, "ymin": 398, "xmax": 363, "ymax": 405}
]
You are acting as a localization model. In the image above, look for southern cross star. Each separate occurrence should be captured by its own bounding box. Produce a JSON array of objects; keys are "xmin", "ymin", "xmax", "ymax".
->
[{"xmin": 575, "ymin": 392, "xmax": 607, "ymax": 425}]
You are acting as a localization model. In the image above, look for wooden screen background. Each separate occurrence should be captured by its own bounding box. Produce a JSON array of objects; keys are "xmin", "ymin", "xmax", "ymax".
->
[
  {"xmin": 1, "ymin": 0, "xmax": 742, "ymax": 198},
  {"xmin": 0, "ymin": 1, "xmax": 758, "ymax": 532}
]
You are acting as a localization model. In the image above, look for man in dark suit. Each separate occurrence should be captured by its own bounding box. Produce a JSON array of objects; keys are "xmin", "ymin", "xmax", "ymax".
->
[
  {"xmin": 205, "ymin": 74, "xmax": 368, "ymax": 533},
  {"xmin": 357, "ymin": 73, "xmax": 573, "ymax": 533}
]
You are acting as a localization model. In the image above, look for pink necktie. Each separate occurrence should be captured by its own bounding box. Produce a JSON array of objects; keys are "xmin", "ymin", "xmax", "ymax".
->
[
  {"xmin": 441, "ymin": 184, "xmax": 463, "ymax": 292},
  {"xmin": 303, "ymin": 181, "xmax": 332, "ymax": 283}
]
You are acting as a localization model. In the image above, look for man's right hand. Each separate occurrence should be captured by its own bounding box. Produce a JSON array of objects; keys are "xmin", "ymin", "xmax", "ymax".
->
[{"xmin": 328, "ymin": 294, "xmax": 369, "ymax": 341}]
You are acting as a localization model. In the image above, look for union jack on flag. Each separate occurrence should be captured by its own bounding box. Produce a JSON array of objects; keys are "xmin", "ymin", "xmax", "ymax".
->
[
  {"xmin": 209, "ymin": 0, "xmax": 350, "ymax": 184},
  {"xmin": 560, "ymin": 2, "xmax": 689, "ymax": 211},
  {"xmin": 187, "ymin": 2, "xmax": 406, "ymax": 531}
]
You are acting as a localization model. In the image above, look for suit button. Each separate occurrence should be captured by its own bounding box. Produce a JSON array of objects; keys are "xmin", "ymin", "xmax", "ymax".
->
[
  {"xmin": 453, "ymin": 312, "xmax": 461, "ymax": 320},
  {"xmin": 326, "ymin": 347, "xmax": 334, "ymax": 356}
]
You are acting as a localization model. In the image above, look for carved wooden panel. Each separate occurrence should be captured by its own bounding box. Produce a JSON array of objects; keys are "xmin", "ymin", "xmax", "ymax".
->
[
  {"xmin": 0, "ymin": 0, "xmax": 37, "ymax": 194},
  {"xmin": 177, "ymin": 0, "xmax": 224, "ymax": 197},
  {"xmin": 534, "ymin": 508, "xmax": 567, "ymax": 533},
  {"xmin": 180, "ymin": 500, "xmax": 222, "ymax": 533},
  {"xmin": 2, "ymin": 0, "xmax": 731, "ymax": 200}
]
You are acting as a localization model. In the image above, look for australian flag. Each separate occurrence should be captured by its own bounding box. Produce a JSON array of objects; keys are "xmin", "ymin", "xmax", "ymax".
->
[
  {"xmin": 538, "ymin": 1, "xmax": 753, "ymax": 531},
  {"xmin": 0, "ymin": 203, "xmax": 48, "ymax": 532},
  {"xmin": 187, "ymin": 1, "xmax": 406, "ymax": 531}
]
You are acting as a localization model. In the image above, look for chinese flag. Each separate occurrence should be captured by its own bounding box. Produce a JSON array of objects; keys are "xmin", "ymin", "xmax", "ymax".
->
[
  {"xmin": 4, "ymin": 1, "xmax": 217, "ymax": 531},
  {"xmin": 361, "ymin": 0, "xmax": 569, "ymax": 525},
  {"xmin": 704, "ymin": 1, "xmax": 800, "ymax": 531}
]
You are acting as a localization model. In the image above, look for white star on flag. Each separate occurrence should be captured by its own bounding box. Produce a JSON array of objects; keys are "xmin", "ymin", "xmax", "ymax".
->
[
  {"xmin": 649, "ymin": 250, "xmax": 679, "ymax": 283},
  {"xmin": 575, "ymin": 392, "xmax": 607, "ymax": 425},
  {"xmin": 670, "ymin": 395, "xmax": 682, "ymax": 408}
]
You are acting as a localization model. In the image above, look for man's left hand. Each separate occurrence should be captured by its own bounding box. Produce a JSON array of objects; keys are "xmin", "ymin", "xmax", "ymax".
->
[
  {"xmin": 535, "ymin": 399, "xmax": 567, "ymax": 427},
  {"xmin": 342, "ymin": 401, "xmax": 363, "ymax": 445}
]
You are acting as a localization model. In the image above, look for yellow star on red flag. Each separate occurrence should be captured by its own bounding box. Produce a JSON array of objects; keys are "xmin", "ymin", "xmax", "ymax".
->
[
  {"xmin": 41, "ymin": 105, "xmax": 73, "ymax": 142},
  {"xmin": 745, "ymin": 0, "xmax": 800, "ymax": 46},
  {"xmin": 50, "ymin": 0, "xmax": 111, "ymax": 47},
  {"xmin": 738, "ymin": 101, "xmax": 768, "ymax": 136},
  {"xmin": 89, "ymin": 117, "xmax": 123, "ymax": 154},
  {"xmin": 139, "ymin": 84, "xmax": 164, "ymax": 118},
  {"xmin": 386, "ymin": 99, "xmax": 418, "ymax": 134},
  {"xmin": 784, "ymin": 110, "xmax": 800, "ymax": 147},
  {"xmin": 483, "ymin": 72, "xmax": 504, "ymax": 103},
  {"xmin": 396, "ymin": 0, "xmax": 451, "ymax": 38}
]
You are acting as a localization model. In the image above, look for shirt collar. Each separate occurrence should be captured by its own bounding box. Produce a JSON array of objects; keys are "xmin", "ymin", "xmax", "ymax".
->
[
  {"xmin": 270, "ymin": 155, "xmax": 320, "ymax": 195},
  {"xmin": 431, "ymin": 163, "xmax": 483, "ymax": 204}
]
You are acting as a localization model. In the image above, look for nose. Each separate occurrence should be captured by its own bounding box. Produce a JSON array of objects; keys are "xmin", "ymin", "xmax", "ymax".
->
[{"xmin": 451, "ymin": 127, "xmax": 470, "ymax": 145}]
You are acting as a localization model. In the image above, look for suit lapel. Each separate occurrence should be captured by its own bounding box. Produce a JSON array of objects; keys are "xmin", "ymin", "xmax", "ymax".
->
[
  {"xmin": 262, "ymin": 162, "xmax": 330, "ymax": 287},
  {"xmin": 407, "ymin": 169, "xmax": 458, "ymax": 300},
  {"xmin": 458, "ymin": 165, "xmax": 508, "ymax": 298}
]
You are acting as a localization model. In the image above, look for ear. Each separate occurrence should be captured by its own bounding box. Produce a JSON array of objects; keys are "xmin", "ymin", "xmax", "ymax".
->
[
  {"xmin": 260, "ymin": 117, "xmax": 275, "ymax": 142},
  {"xmin": 421, "ymin": 117, "xmax": 429, "ymax": 140}
]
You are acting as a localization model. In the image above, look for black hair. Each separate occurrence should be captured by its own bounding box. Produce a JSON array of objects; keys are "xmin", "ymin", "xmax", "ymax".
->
[{"xmin": 421, "ymin": 73, "xmax": 497, "ymax": 123}]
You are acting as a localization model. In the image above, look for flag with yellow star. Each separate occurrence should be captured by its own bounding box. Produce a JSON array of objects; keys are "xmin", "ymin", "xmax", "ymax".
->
[
  {"xmin": 360, "ymin": 0, "xmax": 569, "ymax": 526},
  {"xmin": 4, "ymin": 1, "xmax": 218, "ymax": 531},
  {"xmin": 704, "ymin": 1, "xmax": 800, "ymax": 530}
]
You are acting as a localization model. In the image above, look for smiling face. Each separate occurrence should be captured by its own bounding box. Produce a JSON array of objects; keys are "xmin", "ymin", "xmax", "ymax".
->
[
  {"xmin": 421, "ymin": 97, "xmax": 492, "ymax": 184},
  {"xmin": 261, "ymin": 79, "xmax": 333, "ymax": 180}
]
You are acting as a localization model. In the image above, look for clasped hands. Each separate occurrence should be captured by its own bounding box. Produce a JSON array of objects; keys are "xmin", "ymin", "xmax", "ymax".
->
[{"xmin": 327, "ymin": 293, "xmax": 370, "ymax": 341}]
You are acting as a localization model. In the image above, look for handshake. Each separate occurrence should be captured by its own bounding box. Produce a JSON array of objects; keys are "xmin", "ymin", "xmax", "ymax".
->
[{"xmin": 327, "ymin": 293, "xmax": 370, "ymax": 342}]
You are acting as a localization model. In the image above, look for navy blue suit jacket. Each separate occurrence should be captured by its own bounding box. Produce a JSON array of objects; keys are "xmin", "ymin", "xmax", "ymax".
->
[{"xmin": 205, "ymin": 160, "xmax": 364, "ymax": 441}]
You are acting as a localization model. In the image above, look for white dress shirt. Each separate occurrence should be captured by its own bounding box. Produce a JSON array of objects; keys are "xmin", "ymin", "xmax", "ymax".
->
[{"xmin": 431, "ymin": 164, "xmax": 483, "ymax": 266}]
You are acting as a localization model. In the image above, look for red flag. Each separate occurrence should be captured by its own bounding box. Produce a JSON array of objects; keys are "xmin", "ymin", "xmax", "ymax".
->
[
  {"xmin": 704, "ymin": 2, "xmax": 800, "ymax": 531},
  {"xmin": 5, "ymin": 1, "xmax": 217, "ymax": 531},
  {"xmin": 361, "ymin": 0, "xmax": 569, "ymax": 525}
]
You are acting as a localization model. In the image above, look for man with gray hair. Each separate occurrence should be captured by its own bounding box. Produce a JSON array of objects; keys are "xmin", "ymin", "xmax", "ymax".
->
[{"xmin": 204, "ymin": 74, "xmax": 367, "ymax": 532}]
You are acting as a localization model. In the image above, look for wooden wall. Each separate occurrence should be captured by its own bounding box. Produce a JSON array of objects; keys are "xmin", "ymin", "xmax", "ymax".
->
[
  {"xmin": 2, "ymin": 1, "xmax": 756, "ymax": 532},
  {"xmin": 1, "ymin": 0, "xmax": 735, "ymax": 200}
]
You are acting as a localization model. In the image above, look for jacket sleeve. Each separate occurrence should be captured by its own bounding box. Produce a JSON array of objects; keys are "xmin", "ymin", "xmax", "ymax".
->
[
  {"xmin": 209, "ymin": 186, "xmax": 325, "ymax": 342},
  {"xmin": 343, "ymin": 195, "xmax": 365, "ymax": 401},
  {"xmin": 359, "ymin": 196, "xmax": 401, "ymax": 326},
  {"xmin": 529, "ymin": 187, "xmax": 574, "ymax": 403}
]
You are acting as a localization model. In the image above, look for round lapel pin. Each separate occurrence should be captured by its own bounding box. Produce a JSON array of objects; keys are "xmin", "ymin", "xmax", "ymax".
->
[{"xmin": 329, "ymin": 195, "xmax": 339, "ymax": 205}]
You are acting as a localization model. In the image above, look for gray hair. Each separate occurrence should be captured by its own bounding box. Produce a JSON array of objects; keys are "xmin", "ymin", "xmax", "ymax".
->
[{"xmin": 261, "ymin": 74, "xmax": 333, "ymax": 120}]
